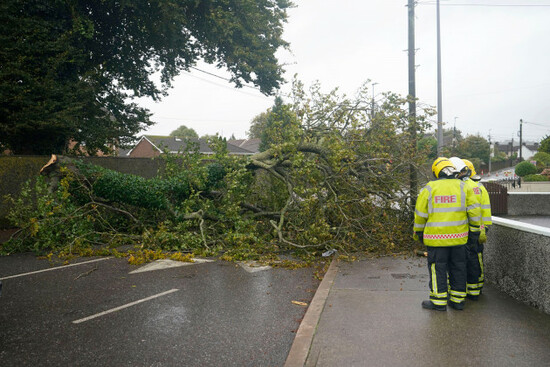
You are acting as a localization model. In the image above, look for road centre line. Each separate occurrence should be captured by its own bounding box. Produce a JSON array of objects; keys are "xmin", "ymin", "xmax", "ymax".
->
[
  {"xmin": 72, "ymin": 288, "xmax": 179, "ymax": 324},
  {"xmin": 0, "ymin": 257, "xmax": 113, "ymax": 280}
]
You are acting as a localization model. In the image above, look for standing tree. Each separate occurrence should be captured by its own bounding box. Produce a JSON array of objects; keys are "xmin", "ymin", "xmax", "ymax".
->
[
  {"xmin": 170, "ymin": 125, "xmax": 199, "ymax": 140},
  {"xmin": 457, "ymin": 135, "xmax": 490, "ymax": 164},
  {"xmin": 538, "ymin": 135, "xmax": 550, "ymax": 154},
  {"xmin": 259, "ymin": 96, "xmax": 300, "ymax": 151},
  {"xmin": 247, "ymin": 111, "xmax": 271, "ymax": 139},
  {"xmin": 0, "ymin": 0, "xmax": 293, "ymax": 154}
]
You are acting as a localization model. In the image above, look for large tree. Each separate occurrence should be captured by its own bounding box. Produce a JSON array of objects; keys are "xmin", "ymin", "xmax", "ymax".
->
[
  {"xmin": 0, "ymin": 0, "xmax": 292, "ymax": 154},
  {"xmin": 457, "ymin": 135, "xmax": 490, "ymax": 164},
  {"xmin": 539, "ymin": 135, "xmax": 550, "ymax": 154}
]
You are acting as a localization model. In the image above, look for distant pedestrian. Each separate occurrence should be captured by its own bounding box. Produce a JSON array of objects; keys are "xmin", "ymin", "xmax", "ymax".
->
[
  {"xmin": 414, "ymin": 157, "xmax": 481, "ymax": 311},
  {"xmin": 517, "ymin": 177, "xmax": 522, "ymax": 188}
]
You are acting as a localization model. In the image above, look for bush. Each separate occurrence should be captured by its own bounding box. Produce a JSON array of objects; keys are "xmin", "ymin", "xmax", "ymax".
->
[
  {"xmin": 533, "ymin": 151, "xmax": 550, "ymax": 165},
  {"xmin": 523, "ymin": 174, "xmax": 548, "ymax": 182},
  {"xmin": 515, "ymin": 161, "xmax": 537, "ymax": 177}
]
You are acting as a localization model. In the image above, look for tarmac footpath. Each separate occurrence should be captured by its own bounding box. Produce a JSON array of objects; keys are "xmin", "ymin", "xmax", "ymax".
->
[{"xmin": 286, "ymin": 256, "xmax": 550, "ymax": 367}]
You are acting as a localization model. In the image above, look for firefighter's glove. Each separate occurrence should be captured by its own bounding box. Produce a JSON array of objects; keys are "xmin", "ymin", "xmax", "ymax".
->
[
  {"xmin": 479, "ymin": 229, "xmax": 487, "ymax": 244},
  {"xmin": 413, "ymin": 232, "xmax": 424, "ymax": 244},
  {"xmin": 485, "ymin": 226, "xmax": 490, "ymax": 233}
]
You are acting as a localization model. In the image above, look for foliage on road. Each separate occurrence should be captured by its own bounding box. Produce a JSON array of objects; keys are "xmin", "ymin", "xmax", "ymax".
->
[{"xmin": 2, "ymin": 81, "xmax": 434, "ymax": 260}]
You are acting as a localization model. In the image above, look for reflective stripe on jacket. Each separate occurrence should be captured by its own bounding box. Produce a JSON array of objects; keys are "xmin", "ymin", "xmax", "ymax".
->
[
  {"xmin": 414, "ymin": 178, "xmax": 481, "ymax": 247},
  {"xmin": 478, "ymin": 182, "xmax": 492, "ymax": 226}
]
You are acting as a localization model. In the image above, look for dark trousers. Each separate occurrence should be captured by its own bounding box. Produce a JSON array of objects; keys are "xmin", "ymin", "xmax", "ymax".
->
[
  {"xmin": 467, "ymin": 242, "xmax": 484, "ymax": 296},
  {"xmin": 427, "ymin": 245, "xmax": 467, "ymax": 306}
]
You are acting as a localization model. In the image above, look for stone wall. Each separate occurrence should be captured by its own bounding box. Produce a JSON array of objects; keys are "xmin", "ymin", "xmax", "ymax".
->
[
  {"xmin": 507, "ymin": 192, "xmax": 550, "ymax": 216},
  {"xmin": 485, "ymin": 217, "xmax": 550, "ymax": 315}
]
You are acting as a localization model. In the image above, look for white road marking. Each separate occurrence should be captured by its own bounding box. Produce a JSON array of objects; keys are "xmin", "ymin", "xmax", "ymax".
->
[
  {"xmin": 72, "ymin": 288, "xmax": 179, "ymax": 324},
  {"xmin": 129, "ymin": 258, "xmax": 213, "ymax": 274},
  {"xmin": 0, "ymin": 257, "xmax": 112, "ymax": 280}
]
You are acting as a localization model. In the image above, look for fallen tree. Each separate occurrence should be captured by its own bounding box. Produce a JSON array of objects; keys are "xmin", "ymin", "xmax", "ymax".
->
[{"xmin": 2, "ymin": 81, "xmax": 434, "ymax": 258}]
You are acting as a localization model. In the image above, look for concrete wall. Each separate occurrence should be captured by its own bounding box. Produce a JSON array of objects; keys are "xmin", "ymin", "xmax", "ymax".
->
[
  {"xmin": 485, "ymin": 217, "xmax": 550, "ymax": 315},
  {"xmin": 507, "ymin": 193, "xmax": 550, "ymax": 216}
]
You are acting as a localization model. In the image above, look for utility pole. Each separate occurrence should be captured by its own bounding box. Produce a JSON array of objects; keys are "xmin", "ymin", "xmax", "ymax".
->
[
  {"xmin": 436, "ymin": 0, "xmax": 444, "ymax": 155},
  {"xmin": 408, "ymin": 0, "xmax": 418, "ymax": 206},
  {"xmin": 519, "ymin": 119, "xmax": 523, "ymax": 160}
]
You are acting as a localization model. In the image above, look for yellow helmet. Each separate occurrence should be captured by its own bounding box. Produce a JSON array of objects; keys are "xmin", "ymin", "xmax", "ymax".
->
[
  {"xmin": 432, "ymin": 157, "xmax": 456, "ymax": 178},
  {"xmin": 462, "ymin": 159, "xmax": 476, "ymax": 177}
]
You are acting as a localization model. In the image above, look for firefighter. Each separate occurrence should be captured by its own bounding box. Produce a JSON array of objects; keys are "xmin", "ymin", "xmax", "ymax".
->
[
  {"xmin": 449, "ymin": 157, "xmax": 484, "ymax": 299},
  {"xmin": 414, "ymin": 157, "xmax": 481, "ymax": 311},
  {"xmin": 463, "ymin": 158, "xmax": 492, "ymax": 299}
]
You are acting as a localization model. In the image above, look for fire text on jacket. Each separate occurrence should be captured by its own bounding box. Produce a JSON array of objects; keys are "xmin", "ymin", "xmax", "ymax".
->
[{"xmin": 434, "ymin": 195, "xmax": 457, "ymax": 204}]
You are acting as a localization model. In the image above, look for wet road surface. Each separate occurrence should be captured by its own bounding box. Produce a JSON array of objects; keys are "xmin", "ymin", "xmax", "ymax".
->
[{"xmin": 0, "ymin": 254, "xmax": 321, "ymax": 366}]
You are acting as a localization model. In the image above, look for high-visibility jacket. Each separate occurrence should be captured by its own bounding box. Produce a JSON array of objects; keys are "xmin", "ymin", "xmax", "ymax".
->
[
  {"xmin": 414, "ymin": 178, "xmax": 481, "ymax": 247},
  {"xmin": 477, "ymin": 182, "xmax": 492, "ymax": 227}
]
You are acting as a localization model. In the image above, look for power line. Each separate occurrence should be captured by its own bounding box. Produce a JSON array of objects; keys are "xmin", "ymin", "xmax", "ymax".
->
[
  {"xmin": 187, "ymin": 66, "xmax": 291, "ymax": 98},
  {"xmin": 523, "ymin": 121, "xmax": 550, "ymax": 128},
  {"xmin": 447, "ymin": 82, "xmax": 550, "ymax": 99},
  {"xmin": 189, "ymin": 66, "xmax": 261, "ymax": 91},
  {"xmin": 419, "ymin": 1, "xmax": 550, "ymax": 7},
  {"xmin": 183, "ymin": 71, "xmax": 269, "ymax": 99}
]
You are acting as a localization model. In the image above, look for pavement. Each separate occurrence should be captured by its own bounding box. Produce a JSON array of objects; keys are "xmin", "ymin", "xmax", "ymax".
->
[
  {"xmin": 504, "ymin": 215, "xmax": 550, "ymax": 228},
  {"xmin": 286, "ymin": 256, "xmax": 550, "ymax": 367}
]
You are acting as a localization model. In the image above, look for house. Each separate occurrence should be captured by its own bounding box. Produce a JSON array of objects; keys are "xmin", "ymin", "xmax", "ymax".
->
[
  {"xmin": 125, "ymin": 136, "xmax": 255, "ymax": 158},
  {"xmin": 494, "ymin": 140, "xmax": 539, "ymax": 160},
  {"xmin": 227, "ymin": 138, "xmax": 261, "ymax": 154}
]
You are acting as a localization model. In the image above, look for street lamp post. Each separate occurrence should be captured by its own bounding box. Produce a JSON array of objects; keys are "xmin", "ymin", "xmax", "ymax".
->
[
  {"xmin": 453, "ymin": 116, "xmax": 458, "ymax": 154},
  {"xmin": 436, "ymin": 0, "xmax": 444, "ymax": 155}
]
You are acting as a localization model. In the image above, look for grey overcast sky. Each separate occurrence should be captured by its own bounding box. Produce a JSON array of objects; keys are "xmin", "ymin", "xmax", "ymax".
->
[{"xmin": 139, "ymin": 0, "xmax": 550, "ymax": 144}]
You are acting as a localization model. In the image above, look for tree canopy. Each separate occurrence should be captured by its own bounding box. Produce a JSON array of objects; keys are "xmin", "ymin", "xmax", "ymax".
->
[
  {"xmin": 457, "ymin": 135, "xmax": 490, "ymax": 164},
  {"xmin": 0, "ymin": 0, "xmax": 293, "ymax": 154},
  {"xmin": 539, "ymin": 135, "xmax": 550, "ymax": 154},
  {"xmin": 247, "ymin": 111, "xmax": 270, "ymax": 139},
  {"xmin": 169, "ymin": 125, "xmax": 199, "ymax": 140}
]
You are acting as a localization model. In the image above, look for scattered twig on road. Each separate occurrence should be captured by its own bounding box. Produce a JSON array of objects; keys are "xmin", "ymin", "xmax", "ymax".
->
[{"xmin": 74, "ymin": 266, "xmax": 98, "ymax": 280}]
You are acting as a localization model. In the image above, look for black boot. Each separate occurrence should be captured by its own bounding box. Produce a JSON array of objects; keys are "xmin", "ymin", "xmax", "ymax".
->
[
  {"xmin": 448, "ymin": 301, "xmax": 464, "ymax": 310},
  {"xmin": 422, "ymin": 300, "xmax": 446, "ymax": 311},
  {"xmin": 466, "ymin": 294, "xmax": 479, "ymax": 301}
]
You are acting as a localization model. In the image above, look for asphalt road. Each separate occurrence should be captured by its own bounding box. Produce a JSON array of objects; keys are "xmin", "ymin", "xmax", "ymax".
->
[{"xmin": 0, "ymin": 254, "xmax": 321, "ymax": 367}]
